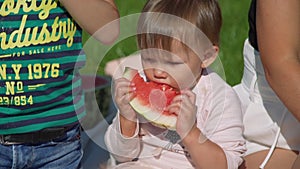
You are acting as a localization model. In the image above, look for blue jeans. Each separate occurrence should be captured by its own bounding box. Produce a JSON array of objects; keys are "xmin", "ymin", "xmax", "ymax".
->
[{"xmin": 0, "ymin": 125, "xmax": 83, "ymax": 169}]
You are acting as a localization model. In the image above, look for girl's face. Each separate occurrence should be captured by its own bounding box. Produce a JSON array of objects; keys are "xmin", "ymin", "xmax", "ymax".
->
[{"xmin": 141, "ymin": 43, "xmax": 203, "ymax": 90}]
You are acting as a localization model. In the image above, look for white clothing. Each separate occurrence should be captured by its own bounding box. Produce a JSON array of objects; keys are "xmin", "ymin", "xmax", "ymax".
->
[
  {"xmin": 234, "ymin": 40, "xmax": 300, "ymax": 156},
  {"xmin": 105, "ymin": 57, "xmax": 246, "ymax": 169}
]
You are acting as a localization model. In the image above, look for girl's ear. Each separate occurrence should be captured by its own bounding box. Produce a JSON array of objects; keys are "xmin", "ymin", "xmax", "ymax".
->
[{"xmin": 201, "ymin": 45, "xmax": 219, "ymax": 68}]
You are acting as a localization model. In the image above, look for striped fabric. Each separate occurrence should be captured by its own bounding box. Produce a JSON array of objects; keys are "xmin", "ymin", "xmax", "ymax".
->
[{"xmin": 0, "ymin": 0, "xmax": 86, "ymax": 134}]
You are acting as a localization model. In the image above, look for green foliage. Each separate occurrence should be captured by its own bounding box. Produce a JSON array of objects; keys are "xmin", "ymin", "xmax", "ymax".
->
[{"xmin": 82, "ymin": 0, "xmax": 251, "ymax": 86}]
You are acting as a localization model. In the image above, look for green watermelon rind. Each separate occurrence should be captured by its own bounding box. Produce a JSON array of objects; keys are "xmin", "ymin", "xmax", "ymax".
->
[
  {"xmin": 123, "ymin": 67, "xmax": 177, "ymax": 130},
  {"xmin": 123, "ymin": 67, "xmax": 138, "ymax": 80},
  {"xmin": 131, "ymin": 98, "xmax": 177, "ymax": 130}
]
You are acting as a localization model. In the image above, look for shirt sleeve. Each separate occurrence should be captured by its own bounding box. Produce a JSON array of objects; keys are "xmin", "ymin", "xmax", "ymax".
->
[
  {"xmin": 212, "ymin": 94, "xmax": 246, "ymax": 169},
  {"xmin": 104, "ymin": 112, "xmax": 141, "ymax": 162},
  {"xmin": 196, "ymin": 74, "xmax": 246, "ymax": 168}
]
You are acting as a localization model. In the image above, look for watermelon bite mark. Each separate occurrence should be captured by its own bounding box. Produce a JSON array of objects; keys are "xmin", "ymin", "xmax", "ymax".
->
[{"xmin": 123, "ymin": 67, "xmax": 179, "ymax": 130}]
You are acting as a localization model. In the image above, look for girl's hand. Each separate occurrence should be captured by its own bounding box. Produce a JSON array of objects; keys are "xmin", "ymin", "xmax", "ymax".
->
[
  {"xmin": 113, "ymin": 78, "xmax": 137, "ymax": 122},
  {"xmin": 167, "ymin": 90, "xmax": 197, "ymax": 139}
]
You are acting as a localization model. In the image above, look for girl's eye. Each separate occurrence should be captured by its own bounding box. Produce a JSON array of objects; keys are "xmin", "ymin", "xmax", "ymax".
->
[
  {"xmin": 167, "ymin": 61, "xmax": 183, "ymax": 65},
  {"xmin": 144, "ymin": 58, "xmax": 156, "ymax": 63}
]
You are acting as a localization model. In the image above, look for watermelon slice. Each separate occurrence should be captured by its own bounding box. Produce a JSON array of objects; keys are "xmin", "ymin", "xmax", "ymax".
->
[{"xmin": 123, "ymin": 67, "xmax": 179, "ymax": 130}]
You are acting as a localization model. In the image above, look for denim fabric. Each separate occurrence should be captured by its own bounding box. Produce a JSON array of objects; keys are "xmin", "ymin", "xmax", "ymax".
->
[{"xmin": 0, "ymin": 125, "xmax": 82, "ymax": 169}]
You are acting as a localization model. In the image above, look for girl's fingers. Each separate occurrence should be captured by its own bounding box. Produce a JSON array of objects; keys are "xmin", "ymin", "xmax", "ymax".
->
[
  {"xmin": 121, "ymin": 92, "xmax": 134, "ymax": 104},
  {"xmin": 180, "ymin": 90, "xmax": 196, "ymax": 103},
  {"xmin": 116, "ymin": 86, "xmax": 135, "ymax": 96},
  {"xmin": 171, "ymin": 94, "xmax": 191, "ymax": 105},
  {"xmin": 167, "ymin": 91, "xmax": 197, "ymax": 116},
  {"xmin": 167, "ymin": 103, "xmax": 181, "ymax": 115},
  {"xmin": 114, "ymin": 78, "xmax": 135, "ymax": 89},
  {"xmin": 115, "ymin": 88, "xmax": 136, "ymax": 104},
  {"xmin": 168, "ymin": 90, "xmax": 196, "ymax": 114},
  {"xmin": 114, "ymin": 79, "xmax": 136, "ymax": 96},
  {"xmin": 113, "ymin": 78, "xmax": 137, "ymax": 107}
]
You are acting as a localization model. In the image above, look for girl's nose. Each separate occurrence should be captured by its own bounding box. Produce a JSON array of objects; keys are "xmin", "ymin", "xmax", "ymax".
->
[{"xmin": 153, "ymin": 68, "xmax": 168, "ymax": 79}]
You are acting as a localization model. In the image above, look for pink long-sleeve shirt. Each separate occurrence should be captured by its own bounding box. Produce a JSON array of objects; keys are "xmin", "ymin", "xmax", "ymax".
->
[{"xmin": 105, "ymin": 69, "xmax": 246, "ymax": 169}]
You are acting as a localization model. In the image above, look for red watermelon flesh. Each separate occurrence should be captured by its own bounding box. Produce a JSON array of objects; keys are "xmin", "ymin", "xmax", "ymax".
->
[{"xmin": 123, "ymin": 67, "xmax": 179, "ymax": 130}]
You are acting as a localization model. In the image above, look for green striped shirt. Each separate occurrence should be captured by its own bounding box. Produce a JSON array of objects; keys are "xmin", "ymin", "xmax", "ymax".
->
[{"xmin": 0, "ymin": 0, "xmax": 86, "ymax": 134}]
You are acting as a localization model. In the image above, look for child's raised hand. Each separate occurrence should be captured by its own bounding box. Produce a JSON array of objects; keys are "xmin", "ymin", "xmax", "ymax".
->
[
  {"xmin": 167, "ymin": 90, "xmax": 197, "ymax": 139},
  {"xmin": 113, "ymin": 78, "xmax": 137, "ymax": 122}
]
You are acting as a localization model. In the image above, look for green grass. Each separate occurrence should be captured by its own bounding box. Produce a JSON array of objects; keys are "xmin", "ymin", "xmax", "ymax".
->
[
  {"xmin": 82, "ymin": 0, "xmax": 251, "ymax": 86},
  {"xmin": 218, "ymin": 0, "xmax": 251, "ymax": 85}
]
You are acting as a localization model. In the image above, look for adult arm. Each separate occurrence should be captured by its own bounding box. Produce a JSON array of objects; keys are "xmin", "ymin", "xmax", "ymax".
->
[
  {"xmin": 59, "ymin": 0, "xmax": 120, "ymax": 44},
  {"xmin": 256, "ymin": 0, "xmax": 300, "ymax": 120}
]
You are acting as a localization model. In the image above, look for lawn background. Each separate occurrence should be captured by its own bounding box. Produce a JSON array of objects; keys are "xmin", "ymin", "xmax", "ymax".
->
[{"xmin": 82, "ymin": 0, "xmax": 251, "ymax": 86}]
